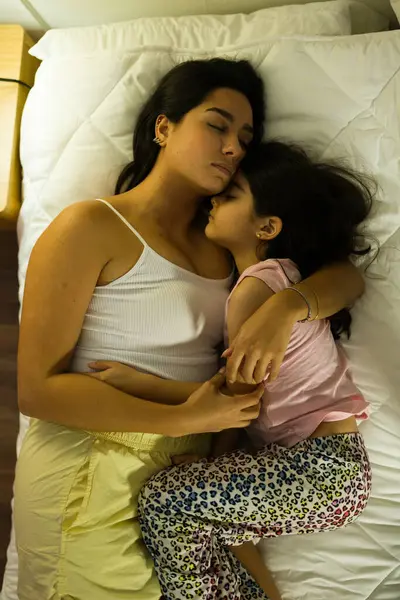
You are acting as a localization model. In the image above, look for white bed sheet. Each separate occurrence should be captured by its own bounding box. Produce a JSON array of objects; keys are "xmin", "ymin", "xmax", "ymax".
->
[{"xmin": 2, "ymin": 14, "xmax": 400, "ymax": 600}]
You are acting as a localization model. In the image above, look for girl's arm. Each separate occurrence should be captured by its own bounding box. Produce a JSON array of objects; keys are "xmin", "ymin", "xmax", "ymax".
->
[
  {"xmin": 212, "ymin": 276, "xmax": 273, "ymax": 456},
  {"xmin": 226, "ymin": 276, "xmax": 275, "ymax": 390},
  {"xmin": 226, "ymin": 260, "xmax": 364, "ymax": 383},
  {"xmin": 18, "ymin": 201, "xmax": 261, "ymax": 437}
]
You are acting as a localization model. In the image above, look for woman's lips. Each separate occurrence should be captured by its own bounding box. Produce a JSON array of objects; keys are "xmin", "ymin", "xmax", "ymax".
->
[{"xmin": 212, "ymin": 163, "xmax": 232, "ymax": 177}]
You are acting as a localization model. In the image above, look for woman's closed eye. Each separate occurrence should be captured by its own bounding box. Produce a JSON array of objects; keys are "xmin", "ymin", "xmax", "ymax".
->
[
  {"xmin": 208, "ymin": 122, "xmax": 227, "ymax": 133},
  {"xmin": 208, "ymin": 123, "xmax": 250, "ymax": 151}
]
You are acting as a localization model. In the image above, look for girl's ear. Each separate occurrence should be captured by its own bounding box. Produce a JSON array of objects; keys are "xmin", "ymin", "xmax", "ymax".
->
[{"xmin": 256, "ymin": 216, "xmax": 282, "ymax": 241}]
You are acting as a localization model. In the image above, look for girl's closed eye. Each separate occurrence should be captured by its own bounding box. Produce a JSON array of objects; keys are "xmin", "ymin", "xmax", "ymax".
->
[
  {"xmin": 218, "ymin": 187, "xmax": 237, "ymax": 201},
  {"xmin": 219, "ymin": 189, "xmax": 236, "ymax": 200}
]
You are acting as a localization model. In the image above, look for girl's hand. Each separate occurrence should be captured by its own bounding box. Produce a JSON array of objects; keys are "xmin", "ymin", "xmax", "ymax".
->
[
  {"xmin": 179, "ymin": 370, "xmax": 263, "ymax": 436},
  {"xmin": 223, "ymin": 290, "xmax": 301, "ymax": 385},
  {"xmin": 87, "ymin": 361, "xmax": 152, "ymax": 396}
]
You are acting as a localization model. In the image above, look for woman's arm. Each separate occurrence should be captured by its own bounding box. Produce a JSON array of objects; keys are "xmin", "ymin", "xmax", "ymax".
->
[
  {"xmin": 87, "ymin": 271, "xmax": 272, "ymax": 406},
  {"xmin": 286, "ymin": 260, "xmax": 364, "ymax": 321},
  {"xmin": 18, "ymin": 201, "xmax": 178, "ymax": 434},
  {"xmin": 19, "ymin": 201, "xmax": 261, "ymax": 436},
  {"xmin": 84, "ymin": 278, "xmax": 268, "ymax": 454},
  {"xmin": 225, "ymin": 261, "xmax": 364, "ymax": 383},
  {"xmin": 87, "ymin": 360, "xmax": 201, "ymax": 405}
]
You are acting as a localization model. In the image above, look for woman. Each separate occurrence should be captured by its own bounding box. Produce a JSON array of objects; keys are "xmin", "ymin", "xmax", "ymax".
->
[{"xmin": 14, "ymin": 58, "xmax": 364, "ymax": 600}]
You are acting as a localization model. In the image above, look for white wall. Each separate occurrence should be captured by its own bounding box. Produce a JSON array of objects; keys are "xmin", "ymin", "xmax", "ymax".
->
[
  {"xmin": 0, "ymin": 0, "xmax": 47, "ymax": 38},
  {"xmin": 0, "ymin": 0, "xmax": 397, "ymax": 38}
]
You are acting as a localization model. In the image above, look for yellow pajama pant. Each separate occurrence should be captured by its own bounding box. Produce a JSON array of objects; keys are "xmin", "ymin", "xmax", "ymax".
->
[{"xmin": 14, "ymin": 418, "xmax": 211, "ymax": 600}]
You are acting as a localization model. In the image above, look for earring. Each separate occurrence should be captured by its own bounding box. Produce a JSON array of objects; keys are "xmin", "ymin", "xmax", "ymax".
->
[
  {"xmin": 153, "ymin": 136, "xmax": 162, "ymax": 145},
  {"xmin": 256, "ymin": 232, "xmax": 262, "ymax": 239}
]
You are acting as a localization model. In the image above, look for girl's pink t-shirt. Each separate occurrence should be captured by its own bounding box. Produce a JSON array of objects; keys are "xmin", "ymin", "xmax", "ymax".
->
[{"xmin": 227, "ymin": 259, "xmax": 368, "ymax": 448}]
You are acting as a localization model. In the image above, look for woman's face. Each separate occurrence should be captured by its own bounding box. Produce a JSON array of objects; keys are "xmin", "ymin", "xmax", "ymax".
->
[{"xmin": 158, "ymin": 87, "xmax": 254, "ymax": 195}]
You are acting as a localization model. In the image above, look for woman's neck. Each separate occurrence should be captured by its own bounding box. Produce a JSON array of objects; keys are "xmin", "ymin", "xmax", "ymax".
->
[{"xmin": 126, "ymin": 161, "xmax": 202, "ymax": 232}]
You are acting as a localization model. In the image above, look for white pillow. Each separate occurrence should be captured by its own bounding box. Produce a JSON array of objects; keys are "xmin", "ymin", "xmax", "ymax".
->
[
  {"xmin": 390, "ymin": 0, "xmax": 400, "ymax": 23},
  {"xmin": 30, "ymin": 1, "xmax": 352, "ymax": 60}
]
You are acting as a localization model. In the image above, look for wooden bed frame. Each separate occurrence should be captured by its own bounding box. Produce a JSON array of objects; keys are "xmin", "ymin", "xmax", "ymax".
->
[
  {"xmin": 0, "ymin": 25, "xmax": 39, "ymax": 228},
  {"xmin": 0, "ymin": 24, "xmax": 38, "ymax": 575}
]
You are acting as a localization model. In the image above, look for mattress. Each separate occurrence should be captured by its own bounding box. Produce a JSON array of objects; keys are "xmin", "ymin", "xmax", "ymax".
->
[{"xmin": 2, "ymin": 11, "xmax": 400, "ymax": 600}]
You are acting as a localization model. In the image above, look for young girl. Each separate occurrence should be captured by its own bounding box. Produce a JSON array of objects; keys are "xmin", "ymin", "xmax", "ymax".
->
[{"xmin": 88, "ymin": 141, "xmax": 373, "ymax": 599}]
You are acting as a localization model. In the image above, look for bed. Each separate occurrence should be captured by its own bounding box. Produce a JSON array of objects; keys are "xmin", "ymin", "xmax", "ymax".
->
[{"xmin": 2, "ymin": 1, "xmax": 400, "ymax": 599}]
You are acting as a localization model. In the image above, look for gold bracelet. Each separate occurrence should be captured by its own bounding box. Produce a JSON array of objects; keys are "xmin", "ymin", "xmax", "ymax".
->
[
  {"xmin": 287, "ymin": 284, "xmax": 320, "ymax": 322},
  {"xmin": 300, "ymin": 283, "xmax": 320, "ymax": 321},
  {"xmin": 311, "ymin": 288, "xmax": 320, "ymax": 321},
  {"xmin": 287, "ymin": 286, "xmax": 312, "ymax": 322}
]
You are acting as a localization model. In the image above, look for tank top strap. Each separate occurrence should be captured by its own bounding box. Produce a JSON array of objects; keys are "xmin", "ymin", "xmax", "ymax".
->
[{"xmin": 95, "ymin": 198, "xmax": 148, "ymax": 246}]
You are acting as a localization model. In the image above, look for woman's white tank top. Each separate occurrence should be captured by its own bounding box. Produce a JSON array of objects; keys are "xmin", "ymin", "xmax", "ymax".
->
[{"xmin": 70, "ymin": 199, "xmax": 232, "ymax": 382}]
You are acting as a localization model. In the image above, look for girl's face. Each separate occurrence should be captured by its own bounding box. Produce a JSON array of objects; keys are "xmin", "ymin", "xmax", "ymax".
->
[
  {"xmin": 157, "ymin": 88, "xmax": 254, "ymax": 196},
  {"xmin": 205, "ymin": 171, "xmax": 258, "ymax": 251}
]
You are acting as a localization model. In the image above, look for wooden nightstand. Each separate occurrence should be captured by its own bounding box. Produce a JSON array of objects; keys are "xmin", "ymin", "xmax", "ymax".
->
[{"xmin": 0, "ymin": 25, "xmax": 40, "ymax": 227}]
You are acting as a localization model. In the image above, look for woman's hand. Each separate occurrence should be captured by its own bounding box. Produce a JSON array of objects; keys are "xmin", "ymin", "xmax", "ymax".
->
[
  {"xmin": 87, "ymin": 361, "xmax": 152, "ymax": 396},
  {"xmin": 178, "ymin": 370, "xmax": 263, "ymax": 436},
  {"xmin": 223, "ymin": 289, "xmax": 302, "ymax": 385}
]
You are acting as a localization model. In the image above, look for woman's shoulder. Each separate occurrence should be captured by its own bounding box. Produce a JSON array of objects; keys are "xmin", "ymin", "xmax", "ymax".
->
[
  {"xmin": 48, "ymin": 197, "xmax": 141, "ymax": 246},
  {"xmin": 35, "ymin": 197, "xmax": 144, "ymax": 273},
  {"xmin": 50, "ymin": 198, "xmax": 115, "ymax": 229}
]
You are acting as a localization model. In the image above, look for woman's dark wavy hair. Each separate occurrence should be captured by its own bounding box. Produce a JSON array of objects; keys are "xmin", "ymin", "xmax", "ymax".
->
[
  {"xmin": 115, "ymin": 58, "xmax": 265, "ymax": 194},
  {"xmin": 241, "ymin": 141, "xmax": 374, "ymax": 339}
]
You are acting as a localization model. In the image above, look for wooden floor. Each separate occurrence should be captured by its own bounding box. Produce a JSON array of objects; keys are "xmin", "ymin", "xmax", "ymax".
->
[{"xmin": 0, "ymin": 229, "xmax": 19, "ymax": 581}]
